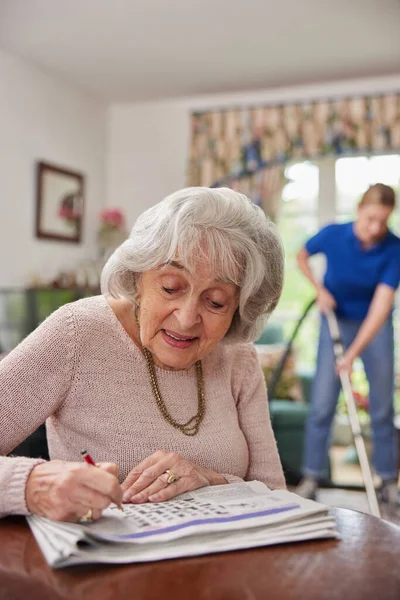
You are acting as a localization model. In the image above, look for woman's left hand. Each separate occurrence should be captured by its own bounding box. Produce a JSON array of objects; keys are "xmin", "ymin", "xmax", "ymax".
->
[{"xmin": 121, "ymin": 450, "xmax": 227, "ymax": 504}]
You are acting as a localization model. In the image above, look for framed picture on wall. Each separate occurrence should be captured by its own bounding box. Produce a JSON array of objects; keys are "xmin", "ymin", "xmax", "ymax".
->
[{"xmin": 36, "ymin": 161, "xmax": 84, "ymax": 243}]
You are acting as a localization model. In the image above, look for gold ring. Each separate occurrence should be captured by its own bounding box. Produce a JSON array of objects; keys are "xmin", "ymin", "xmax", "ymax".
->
[
  {"xmin": 165, "ymin": 469, "xmax": 178, "ymax": 484},
  {"xmin": 81, "ymin": 508, "xmax": 93, "ymax": 522}
]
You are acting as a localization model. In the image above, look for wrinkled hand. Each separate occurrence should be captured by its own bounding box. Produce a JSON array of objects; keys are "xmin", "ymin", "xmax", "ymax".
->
[
  {"xmin": 316, "ymin": 287, "xmax": 337, "ymax": 314},
  {"xmin": 26, "ymin": 460, "xmax": 123, "ymax": 522},
  {"xmin": 121, "ymin": 450, "xmax": 227, "ymax": 504},
  {"xmin": 335, "ymin": 351, "xmax": 354, "ymax": 376}
]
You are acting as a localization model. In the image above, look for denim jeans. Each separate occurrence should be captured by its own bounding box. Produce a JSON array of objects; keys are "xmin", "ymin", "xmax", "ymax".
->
[{"xmin": 303, "ymin": 314, "xmax": 398, "ymax": 481}]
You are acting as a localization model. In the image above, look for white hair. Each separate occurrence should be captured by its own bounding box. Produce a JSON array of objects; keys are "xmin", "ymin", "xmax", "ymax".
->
[{"xmin": 101, "ymin": 187, "xmax": 284, "ymax": 343}]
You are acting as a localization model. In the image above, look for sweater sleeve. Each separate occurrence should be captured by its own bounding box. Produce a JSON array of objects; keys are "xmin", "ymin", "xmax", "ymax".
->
[
  {"xmin": 0, "ymin": 304, "xmax": 76, "ymax": 517},
  {"xmin": 234, "ymin": 344, "xmax": 286, "ymax": 490}
]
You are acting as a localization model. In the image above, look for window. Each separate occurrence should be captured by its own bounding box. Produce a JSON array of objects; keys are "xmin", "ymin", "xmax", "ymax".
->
[
  {"xmin": 272, "ymin": 161, "xmax": 320, "ymax": 369},
  {"xmin": 336, "ymin": 154, "xmax": 400, "ymax": 231}
]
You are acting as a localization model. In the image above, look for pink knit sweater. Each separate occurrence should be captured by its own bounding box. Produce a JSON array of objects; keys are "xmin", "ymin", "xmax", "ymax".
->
[{"xmin": 0, "ymin": 296, "xmax": 285, "ymax": 517}]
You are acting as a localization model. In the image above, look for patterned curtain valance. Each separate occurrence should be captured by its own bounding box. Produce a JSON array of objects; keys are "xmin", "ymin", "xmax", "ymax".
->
[{"xmin": 188, "ymin": 93, "xmax": 400, "ymax": 188}]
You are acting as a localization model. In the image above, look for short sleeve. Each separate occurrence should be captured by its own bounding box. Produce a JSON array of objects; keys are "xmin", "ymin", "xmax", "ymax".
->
[
  {"xmin": 380, "ymin": 255, "xmax": 400, "ymax": 290},
  {"xmin": 305, "ymin": 224, "xmax": 335, "ymax": 256}
]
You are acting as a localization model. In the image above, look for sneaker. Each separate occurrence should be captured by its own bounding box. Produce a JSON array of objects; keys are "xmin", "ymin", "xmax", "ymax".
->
[
  {"xmin": 295, "ymin": 476, "xmax": 318, "ymax": 500},
  {"xmin": 379, "ymin": 480, "xmax": 400, "ymax": 508}
]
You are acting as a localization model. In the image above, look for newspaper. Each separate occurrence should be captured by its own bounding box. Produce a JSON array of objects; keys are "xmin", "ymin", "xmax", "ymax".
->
[{"xmin": 27, "ymin": 481, "xmax": 339, "ymax": 568}]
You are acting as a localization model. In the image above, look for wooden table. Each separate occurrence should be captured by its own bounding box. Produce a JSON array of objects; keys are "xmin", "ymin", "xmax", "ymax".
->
[{"xmin": 0, "ymin": 507, "xmax": 399, "ymax": 600}]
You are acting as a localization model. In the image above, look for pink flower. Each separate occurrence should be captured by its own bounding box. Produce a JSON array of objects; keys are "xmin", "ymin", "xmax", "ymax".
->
[
  {"xmin": 58, "ymin": 206, "xmax": 77, "ymax": 221},
  {"xmin": 99, "ymin": 208, "xmax": 125, "ymax": 229},
  {"xmin": 58, "ymin": 193, "xmax": 82, "ymax": 223}
]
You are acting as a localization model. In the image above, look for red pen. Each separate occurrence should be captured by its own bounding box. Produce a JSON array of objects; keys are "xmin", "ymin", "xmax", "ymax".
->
[
  {"xmin": 81, "ymin": 449, "xmax": 96, "ymax": 466},
  {"xmin": 81, "ymin": 449, "xmax": 124, "ymax": 511}
]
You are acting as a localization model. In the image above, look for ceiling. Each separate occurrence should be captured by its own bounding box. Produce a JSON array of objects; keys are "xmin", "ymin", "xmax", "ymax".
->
[{"xmin": 0, "ymin": 0, "xmax": 399, "ymax": 103}]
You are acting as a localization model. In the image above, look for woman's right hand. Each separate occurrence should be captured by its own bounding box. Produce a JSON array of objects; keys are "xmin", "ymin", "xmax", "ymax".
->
[
  {"xmin": 316, "ymin": 287, "xmax": 337, "ymax": 314},
  {"xmin": 25, "ymin": 460, "xmax": 123, "ymax": 522}
]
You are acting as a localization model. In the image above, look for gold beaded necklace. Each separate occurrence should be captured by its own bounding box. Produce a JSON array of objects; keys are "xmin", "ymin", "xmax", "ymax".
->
[{"xmin": 135, "ymin": 313, "xmax": 205, "ymax": 436}]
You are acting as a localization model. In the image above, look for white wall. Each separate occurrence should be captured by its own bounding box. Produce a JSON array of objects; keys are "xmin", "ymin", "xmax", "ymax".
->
[
  {"xmin": 0, "ymin": 50, "xmax": 107, "ymax": 287},
  {"xmin": 106, "ymin": 73, "xmax": 400, "ymax": 228},
  {"xmin": 106, "ymin": 102, "xmax": 189, "ymax": 229}
]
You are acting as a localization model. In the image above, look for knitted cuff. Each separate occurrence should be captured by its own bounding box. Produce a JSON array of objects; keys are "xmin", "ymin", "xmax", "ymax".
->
[
  {"xmin": 0, "ymin": 456, "xmax": 46, "ymax": 517},
  {"xmin": 220, "ymin": 473, "xmax": 245, "ymax": 484}
]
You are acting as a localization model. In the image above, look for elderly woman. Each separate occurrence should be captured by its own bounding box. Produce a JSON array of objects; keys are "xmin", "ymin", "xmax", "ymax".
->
[{"xmin": 0, "ymin": 187, "xmax": 285, "ymax": 523}]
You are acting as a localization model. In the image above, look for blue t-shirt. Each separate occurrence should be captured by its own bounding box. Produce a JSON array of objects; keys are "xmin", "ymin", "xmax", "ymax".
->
[{"xmin": 305, "ymin": 222, "xmax": 400, "ymax": 320}]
